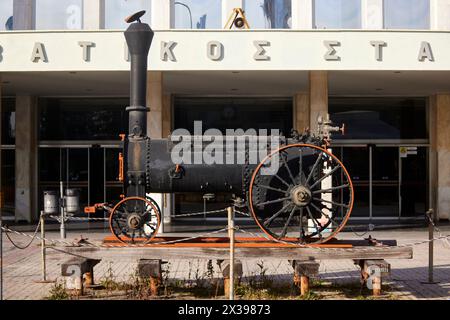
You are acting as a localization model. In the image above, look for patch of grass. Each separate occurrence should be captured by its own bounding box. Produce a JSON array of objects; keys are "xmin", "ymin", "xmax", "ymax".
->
[
  {"xmin": 99, "ymin": 262, "xmax": 130, "ymax": 293},
  {"xmin": 310, "ymin": 278, "xmax": 397, "ymax": 300},
  {"xmin": 46, "ymin": 282, "xmax": 70, "ymax": 300},
  {"xmin": 298, "ymin": 290, "xmax": 321, "ymax": 300}
]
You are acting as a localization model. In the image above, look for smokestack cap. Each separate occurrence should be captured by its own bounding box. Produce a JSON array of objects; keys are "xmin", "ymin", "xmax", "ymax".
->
[
  {"xmin": 124, "ymin": 11, "xmax": 154, "ymax": 56},
  {"xmin": 125, "ymin": 10, "xmax": 146, "ymax": 24}
]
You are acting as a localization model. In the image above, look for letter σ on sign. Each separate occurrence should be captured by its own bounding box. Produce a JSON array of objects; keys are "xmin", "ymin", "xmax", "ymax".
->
[
  {"xmin": 253, "ymin": 40, "xmax": 270, "ymax": 61},
  {"xmin": 324, "ymin": 41, "xmax": 341, "ymax": 61}
]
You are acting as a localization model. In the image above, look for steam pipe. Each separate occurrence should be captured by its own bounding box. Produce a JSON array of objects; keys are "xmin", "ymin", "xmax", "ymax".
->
[
  {"xmin": 123, "ymin": 11, "xmax": 154, "ymax": 199},
  {"xmin": 124, "ymin": 16, "xmax": 154, "ymax": 138}
]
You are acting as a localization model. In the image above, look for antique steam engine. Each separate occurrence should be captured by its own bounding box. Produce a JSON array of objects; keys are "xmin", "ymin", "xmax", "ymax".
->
[{"xmin": 106, "ymin": 11, "xmax": 353, "ymax": 245}]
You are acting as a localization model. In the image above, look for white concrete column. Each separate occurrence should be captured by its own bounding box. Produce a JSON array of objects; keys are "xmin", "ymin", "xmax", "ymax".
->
[
  {"xmin": 361, "ymin": 0, "xmax": 384, "ymax": 29},
  {"xmin": 13, "ymin": 0, "xmax": 35, "ymax": 30},
  {"xmin": 162, "ymin": 94, "xmax": 172, "ymax": 138},
  {"xmin": 291, "ymin": 0, "xmax": 313, "ymax": 29},
  {"xmin": 83, "ymin": 0, "xmax": 105, "ymax": 29},
  {"xmin": 151, "ymin": 0, "xmax": 174, "ymax": 29},
  {"xmin": 430, "ymin": 95, "xmax": 450, "ymax": 220},
  {"xmin": 430, "ymin": 0, "xmax": 450, "ymax": 30},
  {"xmin": 15, "ymin": 96, "xmax": 38, "ymax": 222},
  {"xmin": 222, "ymin": 0, "xmax": 245, "ymax": 28},
  {"xmin": 294, "ymin": 93, "xmax": 310, "ymax": 132},
  {"xmin": 147, "ymin": 72, "xmax": 164, "ymax": 139},
  {"xmin": 309, "ymin": 71, "xmax": 328, "ymax": 134},
  {"xmin": 146, "ymin": 71, "xmax": 172, "ymax": 232}
]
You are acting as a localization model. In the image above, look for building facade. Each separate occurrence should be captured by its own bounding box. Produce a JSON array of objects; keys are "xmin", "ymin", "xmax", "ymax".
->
[{"xmin": 1, "ymin": 0, "xmax": 450, "ymax": 227}]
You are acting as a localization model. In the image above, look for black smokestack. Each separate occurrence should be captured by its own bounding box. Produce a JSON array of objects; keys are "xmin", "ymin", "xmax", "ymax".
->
[{"xmin": 124, "ymin": 11, "xmax": 154, "ymax": 138}]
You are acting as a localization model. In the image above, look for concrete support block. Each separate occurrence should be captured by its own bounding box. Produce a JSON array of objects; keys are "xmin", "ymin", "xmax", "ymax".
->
[
  {"xmin": 218, "ymin": 259, "xmax": 243, "ymax": 296},
  {"xmin": 138, "ymin": 259, "xmax": 162, "ymax": 296},
  {"xmin": 61, "ymin": 258, "xmax": 101, "ymax": 296},
  {"xmin": 64, "ymin": 275, "xmax": 84, "ymax": 296},
  {"xmin": 355, "ymin": 259, "xmax": 390, "ymax": 296},
  {"xmin": 291, "ymin": 260, "xmax": 319, "ymax": 296}
]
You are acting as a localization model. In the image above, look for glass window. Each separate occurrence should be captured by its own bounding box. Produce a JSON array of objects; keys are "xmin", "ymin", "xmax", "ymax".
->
[
  {"xmin": 384, "ymin": 0, "xmax": 430, "ymax": 29},
  {"xmin": 0, "ymin": 0, "xmax": 13, "ymax": 30},
  {"xmin": 314, "ymin": 0, "xmax": 361, "ymax": 29},
  {"xmin": 174, "ymin": 97, "xmax": 293, "ymax": 135},
  {"xmin": 174, "ymin": 0, "xmax": 221, "ymax": 29},
  {"xmin": 1, "ymin": 149, "xmax": 15, "ymax": 217},
  {"xmin": 35, "ymin": 0, "xmax": 83, "ymax": 30},
  {"xmin": 1, "ymin": 98, "xmax": 15, "ymax": 145},
  {"xmin": 329, "ymin": 97, "xmax": 428, "ymax": 140},
  {"xmin": 39, "ymin": 98, "xmax": 129, "ymax": 141},
  {"xmin": 105, "ymin": 0, "xmax": 151, "ymax": 29},
  {"xmin": 244, "ymin": 0, "xmax": 291, "ymax": 29}
]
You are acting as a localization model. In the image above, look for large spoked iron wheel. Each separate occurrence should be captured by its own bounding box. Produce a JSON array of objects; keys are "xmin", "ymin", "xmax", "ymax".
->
[
  {"xmin": 249, "ymin": 143, "xmax": 354, "ymax": 244},
  {"xmin": 109, "ymin": 196, "xmax": 161, "ymax": 244}
]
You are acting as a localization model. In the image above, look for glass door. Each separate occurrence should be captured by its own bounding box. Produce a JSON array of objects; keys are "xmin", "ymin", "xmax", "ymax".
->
[
  {"xmin": 337, "ymin": 145, "xmax": 427, "ymax": 220},
  {"xmin": 400, "ymin": 147, "xmax": 427, "ymax": 217},
  {"xmin": 335, "ymin": 146, "xmax": 370, "ymax": 218},
  {"xmin": 39, "ymin": 146, "xmax": 123, "ymax": 215},
  {"xmin": 371, "ymin": 146, "xmax": 400, "ymax": 218},
  {"xmin": 1, "ymin": 149, "xmax": 15, "ymax": 218}
]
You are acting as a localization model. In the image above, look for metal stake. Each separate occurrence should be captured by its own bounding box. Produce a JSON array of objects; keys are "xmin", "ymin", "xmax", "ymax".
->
[
  {"xmin": 35, "ymin": 211, "xmax": 55, "ymax": 284},
  {"xmin": 40, "ymin": 212, "xmax": 46, "ymax": 281},
  {"xmin": 422, "ymin": 208, "xmax": 438, "ymax": 284},
  {"xmin": 60, "ymin": 181, "xmax": 66, "ymax": 239},
  {"xmin": 428, "ymin": 209, "xmax": 434, "ymax": 283},
  {"xmin": 227, "ymin": 206, "xmax": 235, "ymax": 300}
]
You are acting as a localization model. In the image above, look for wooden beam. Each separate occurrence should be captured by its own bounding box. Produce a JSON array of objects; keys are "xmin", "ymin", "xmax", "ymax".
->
[{"xmin": 60, "ymin": 245, "xmax": 412, "ymax": 261}]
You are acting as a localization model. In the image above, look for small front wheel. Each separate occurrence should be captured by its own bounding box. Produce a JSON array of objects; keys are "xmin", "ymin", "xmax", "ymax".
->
[{"xmin": 109, "ymin": 196, "xmax": 161, "ymax": 244}]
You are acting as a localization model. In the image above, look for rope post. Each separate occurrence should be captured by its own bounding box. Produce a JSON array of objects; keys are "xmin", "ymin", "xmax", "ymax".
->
[
  {"xmin": 40, "ymin": 211, "xmax": 47, "ymax": 282},
  {"xmin": 428, "ymin": 209, "xmax": 434, "ymax": 283},
  {"xmin": 422, "ymin": 208, "xmax": 438, "ymax": 284},
  {"xmin": 60, "ymin": 181, "xmax": 66, "ymax": 239},
  {"xmin": 227, "ymin": 206, "xmax": 235, "ymax": 300}
]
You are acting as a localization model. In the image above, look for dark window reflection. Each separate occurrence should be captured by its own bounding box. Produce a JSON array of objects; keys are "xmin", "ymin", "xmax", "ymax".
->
[
  {"xmin": 174, "ymin": 97, "xmax": 293, "ymax": 135},
  {"xmin": 39, "ymin": 98, "xmax": 128, "ymax": 140},
  {"xmin": 1, "ymin": 149, "xmax": 15, "ymax": 216},
  {"xmin": 329, "ymin": 97, "xmax": 427, "ymax": 140},
  {"xmin": 372, "ymin": 147, "xmax": 399, "ymax": 217},
  {"xmin": 1, "ymin": 98, "xmax": 15, "ymax": 145},
  {"xmin": 340, "ymin": 146, "xmax": 370, "ymax": 217}
]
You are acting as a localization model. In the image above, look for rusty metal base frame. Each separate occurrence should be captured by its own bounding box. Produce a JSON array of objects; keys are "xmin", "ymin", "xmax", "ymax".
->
[{"xmin": 101, "ymin": 236, "xmax": 397, "ymax": 249}]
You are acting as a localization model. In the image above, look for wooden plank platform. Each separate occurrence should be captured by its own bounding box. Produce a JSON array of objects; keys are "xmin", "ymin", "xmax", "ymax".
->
[{"xmin": 60, "ymin": 238, "xmax": 412, "ymax": 261}]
